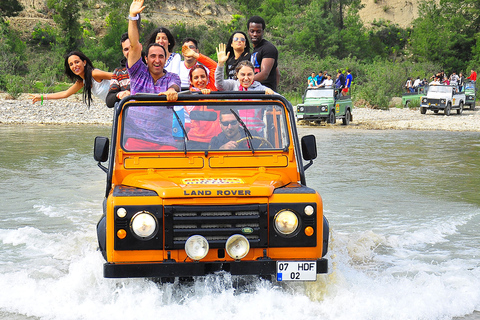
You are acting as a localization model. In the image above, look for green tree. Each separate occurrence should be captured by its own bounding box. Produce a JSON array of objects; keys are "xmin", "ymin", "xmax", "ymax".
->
[{"xmin": 47, "ymin": 0, "xmax": 82, "ymax": 52}]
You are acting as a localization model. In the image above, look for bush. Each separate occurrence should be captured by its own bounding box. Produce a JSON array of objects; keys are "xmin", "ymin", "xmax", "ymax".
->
[{"xmin": 30, "ymin": 23, "xmax": 57, "ymax": 47}]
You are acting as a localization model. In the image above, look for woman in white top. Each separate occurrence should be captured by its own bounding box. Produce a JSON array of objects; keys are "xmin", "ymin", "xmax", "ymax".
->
[
  {"xmin": 31, "ymin": 51, "xmax": 112, "ymax": 106},
  {"xmin": 146, "ymin": 27, "xmax": 181, "ymax": 75}
]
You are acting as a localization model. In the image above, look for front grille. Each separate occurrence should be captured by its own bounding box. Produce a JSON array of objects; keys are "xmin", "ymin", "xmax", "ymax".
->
[
  {"xmin": 304, "ymin": 106, "xmax": 320, "ymax": 113},
  {"xmin": 164, "ymin": 204, "xmax": 268, "ymax": 249}
]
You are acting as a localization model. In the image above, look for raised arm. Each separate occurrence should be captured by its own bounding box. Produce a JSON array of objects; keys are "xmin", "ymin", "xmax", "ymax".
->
[
  {"xmin": 128, "ymin": 0, "xmax": 145, "ymax": 68},
  {"xmin": 30, "ymin": 80, "xmax": 83, "ymax": 104}
]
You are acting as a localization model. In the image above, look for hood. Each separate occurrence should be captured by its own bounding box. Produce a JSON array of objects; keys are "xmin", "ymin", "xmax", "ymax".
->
[{"xmin": 121, "ymin": 170, "xmax": 289, "ymax": 198}]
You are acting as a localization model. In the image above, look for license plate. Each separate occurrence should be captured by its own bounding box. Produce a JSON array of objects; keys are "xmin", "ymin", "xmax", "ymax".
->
[
  {"xmin": 297, "ymin": 114, "xmax": 304, "ymax": 119},
  {"xmin": 276, "ymin": 261, "xmax": 317, "ymax": 281}
]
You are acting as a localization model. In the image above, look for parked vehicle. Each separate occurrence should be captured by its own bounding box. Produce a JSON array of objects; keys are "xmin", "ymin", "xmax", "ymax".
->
[
  {"xmin": 420, "ymin": 85, "xmax": 465, "ymax": 116},
  {"xmin": 93, "ymin": 92, "xmax": 329, "ymax": 282},
  {"xmin": 464, "ymin": 81, "xmax": 476, "ymax": 110},
  {"xmin": 402, "ymin": 86, "xmax": 428, "ymax": 108},
  {"xmin": 296, "ymin": 88, "xmax": 353, "ymax": 125}
]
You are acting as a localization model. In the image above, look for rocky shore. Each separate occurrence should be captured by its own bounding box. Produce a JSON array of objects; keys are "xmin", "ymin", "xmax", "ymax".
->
[{"xmin": 1, "ymin": 93, "xmax": 479, "ymax": 131}]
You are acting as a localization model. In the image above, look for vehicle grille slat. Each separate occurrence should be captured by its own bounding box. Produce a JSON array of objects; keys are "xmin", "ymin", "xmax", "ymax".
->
[{"xmin": 164, "ymin": 204, "xmax": 268, "ymax": 249}]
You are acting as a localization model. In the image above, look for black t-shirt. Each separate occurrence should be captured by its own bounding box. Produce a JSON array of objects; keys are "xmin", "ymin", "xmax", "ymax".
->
[
  {"xmin": 226, "ymin": 52, "xmax": 251, "ymax": 80},
  {"xmin": 250, "ymin": 39, "xmax": 278, "ymax": 91}
]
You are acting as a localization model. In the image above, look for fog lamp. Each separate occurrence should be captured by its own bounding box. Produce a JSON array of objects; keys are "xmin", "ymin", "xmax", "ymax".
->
[
  {"xmin": 304, "ymin": 205, "xmax": 314, "ymax": 216},
  {"xmin": 225, "ymin": 234, "xmax": 250, "ymax": 259},
  {"xmin": 130, "ymin": 211, "xmax": 157, "ymax": 240},
  {"xmin": 117, "ymin": 207, "xmax": 127, "ymax": 218},
  {"xmin": 274, "ymin": 210, "xmax": 299, "ymax": 235},
  {"xmin": 185, "ymin": 235, "xmax": 209, "ymax": 261}
]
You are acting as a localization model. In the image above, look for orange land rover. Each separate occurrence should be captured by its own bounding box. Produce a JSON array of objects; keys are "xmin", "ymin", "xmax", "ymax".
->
[{"xmin": 93, "ymin": 92, "xmax": 329, "ymax": 282}]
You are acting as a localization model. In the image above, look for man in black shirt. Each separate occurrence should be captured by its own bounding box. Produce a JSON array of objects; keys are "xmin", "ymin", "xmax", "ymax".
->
[{"xmin": 247, "ymin": 16, "xmax": 279, "ymax": 91}]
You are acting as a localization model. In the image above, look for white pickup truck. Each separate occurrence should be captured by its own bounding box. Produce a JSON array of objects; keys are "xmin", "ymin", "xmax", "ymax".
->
[{"xmin": 420, "ymin": 85, "xmax": 465, "ymax": 116}]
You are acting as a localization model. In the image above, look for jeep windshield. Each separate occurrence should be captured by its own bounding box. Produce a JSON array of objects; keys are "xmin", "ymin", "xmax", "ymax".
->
[
  {"xmin": 305, "ymin": 89, "xmax": 334, "ymax": 99},
  {"xmin": 121, "ymin": 100, "xmax": 290, "ymax": 153},
  {"xmin": 428, "ymin": 86, "xmax": 453, "ymax": 94}
]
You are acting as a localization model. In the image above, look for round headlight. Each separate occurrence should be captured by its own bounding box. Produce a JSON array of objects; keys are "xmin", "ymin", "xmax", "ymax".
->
[
  {"xmin": 130, "ymin": 211, "xmax": 157, "ymax": 240},
  {"xmin": 225, "ymin": 234, "xmax": 250, "ymax": 259},
  {"xmin": 185, "ymin": 235, "xmax": 209, "ymax": 260},
  {"xmin": 299, "ymin": 106, "xmax": 304, "ymax": 112},
  {"xmin": 274, "ymin": 210, "xmax": 299, "ymax": 235}
]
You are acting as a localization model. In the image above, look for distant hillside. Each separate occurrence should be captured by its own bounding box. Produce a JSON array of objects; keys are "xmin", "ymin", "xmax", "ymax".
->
[{"xmin": 11, "ymin": 0, "xmax": 423, "ymax": 37}]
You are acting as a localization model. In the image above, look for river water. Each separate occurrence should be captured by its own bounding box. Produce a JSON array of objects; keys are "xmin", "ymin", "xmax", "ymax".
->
[{"xmin": 0, "ymin": 124, "xmax": 479, "ymax": 320}]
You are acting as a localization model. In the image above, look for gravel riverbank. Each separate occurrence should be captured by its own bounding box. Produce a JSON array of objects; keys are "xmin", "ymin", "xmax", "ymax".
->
[{"xmin": 1, "ymin": 93, "xmax": 479, "ymax": 131}]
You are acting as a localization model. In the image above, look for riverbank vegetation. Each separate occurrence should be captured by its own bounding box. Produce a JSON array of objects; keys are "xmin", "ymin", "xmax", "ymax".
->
[{"xmin": 1, "ymin": 0, "xmax": 479, "ymax": 108}]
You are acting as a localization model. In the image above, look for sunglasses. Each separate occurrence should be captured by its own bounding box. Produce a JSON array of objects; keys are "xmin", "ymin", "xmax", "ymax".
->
[
  {"xmin": 186, "ymin": 45, "xmax": 196, "ymax": 49},
  {"xmin": 221, "ymin": 120, "xmax": 238, "ymax": 127},
  {"xmin": 233, "ymin": 37, "xmax": 246, "ymax": 42}
]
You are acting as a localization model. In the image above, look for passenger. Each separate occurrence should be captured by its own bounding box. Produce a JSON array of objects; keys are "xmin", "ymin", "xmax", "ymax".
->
[
  {"xmin": 209, "ymin": 109, "xmax": 259, "ymax": 150},
  {"xmin": 225, "ymin": 31, "xmax": 251, "ymax": 80},
  {"xmin": 123, "ymin": 0, "xmax": 181, "ymax": 151},
  {"xmin": 181, "ymin": 47, "xmax": 221, "ymax": 149},
  {"xmin": 404, "ymin": 77, "xmax": 413, "ymax": 93},
  {"xmin": 315, "ymin": 71, "xmax": 324, "ymax": 87},
  {"xmin": 442, "ymin": 75, "xmax": 450, "ymax": 85},
  {"xmin": 106, "ymin": 32, "xmax": 132, "ymax": 108},
  {"xmin": 458, "ymin": 73, "xmax": 465, "ymax": 91},
  {"xmin": 335, "ymin": 70, "xmax": 345, "ymax": 89},
  {"xmin": 449, "ymin": 72, "xmax": 459, "ymax": 87},
  {"xmin": 30, "ymin": 51, "xmax": 112, "ymax": 106},
  {"xmin": 145, "ymin": 26, "xmax": 181, "ymax": 75},
  {"xmin": 308, "ymin": 72, "xmax": 316, "ymax": 87},
  {"xmin": 247, "ymin": 16, "xmax": 279, "ymax": 91},
  {"xmin": 429, "ymin": 77, "xmax": 441, "ymax": 86},
  {"xmin": 215, "ymin": 43, "xmax": 274, "ymax": 94},
  {"xmin": 317, "ymin": 74, "xmax": 333, "ymax": 88},
  {"xmin": 342, "ymin": 70, "xmax": 353, "ymax": 96},
  {"xmin": 413, "ymin": 76, "xmax": 421, "ymax": 89},
  {"xmin": 178, "ymin": 37, "xmax": 201, "ymax": 88},
  {"xmin": 467, "ymin": 69, "xmax": 477, "ymax": 82}
]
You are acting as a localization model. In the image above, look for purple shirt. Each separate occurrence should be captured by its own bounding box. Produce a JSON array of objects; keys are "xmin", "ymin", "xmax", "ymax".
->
[
  {"xmin": 123, "ymin": 59, "xmax": 181, "ymax": 149},
  {"xmin": 128, "ymin": 58, "xmax": 181, "ymax": 95}
]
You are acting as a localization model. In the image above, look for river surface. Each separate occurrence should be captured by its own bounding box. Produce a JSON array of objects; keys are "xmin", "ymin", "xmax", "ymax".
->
[{"xmin": 0, "ymin": 125, "xmax": 479, "ymax": 320}]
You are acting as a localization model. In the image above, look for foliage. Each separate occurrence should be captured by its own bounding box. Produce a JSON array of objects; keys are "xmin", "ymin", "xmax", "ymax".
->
[
  {"xmin": 30, "ymin": 23, "xmax": 57, "ymax": 47},
  {"xmin": 0, "ymin": 20, "xmax": 27, "ymax": 93},
  {"xmin": 46, "ymin": 0, "xmax": 82, "ymax": 52},
  {"xmin": 0, "ymin": 0, "xmax": 23, "ymax": 17}
]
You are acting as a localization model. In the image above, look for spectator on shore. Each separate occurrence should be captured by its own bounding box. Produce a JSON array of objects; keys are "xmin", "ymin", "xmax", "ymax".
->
[{"xmin": 30, "ymin": 51, "xmax": 112, "ymax": 107}]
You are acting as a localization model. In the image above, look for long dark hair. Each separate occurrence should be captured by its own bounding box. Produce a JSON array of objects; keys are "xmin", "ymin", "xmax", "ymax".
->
[
  {"xmin": 64, "ymin": 51, "xmax": 94, "ymax": 107},
  {"xmin": 226, "ymin": 31, "xmax": 250, "ymax": 61},
  {"xmin": 145, "ymin": 27, "xmax": 175, "ymax": 53}
]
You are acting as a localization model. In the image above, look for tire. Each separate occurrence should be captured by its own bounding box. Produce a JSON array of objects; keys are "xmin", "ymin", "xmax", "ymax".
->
[
  {"xmin": 342, "ymin": 109, "xmax": 351, "ymax": 125},
  {"xmin": 328, "ymin": 111, "xmax": 336, "ymax": 124},
  {"xmin": 445, "ymin": 103, "xmax": 451, "ymax": 116},
  {"xmin": 405, "ymin": 101, "xmax": 410, "ymax": 109},
  {"xmin": 457, "ymin": 102, "xmax": 463, "ymax": 115},
  {"xmin": 420, "ymin": 107, "xmax": 426, "ymax": 114},
  {"xmin": 434, "ymin": 110, "xmax": 439, "ymax": 114},
  {"xmin": 471, "ymin": 103, "xmax": 476, "ymax": 111}
]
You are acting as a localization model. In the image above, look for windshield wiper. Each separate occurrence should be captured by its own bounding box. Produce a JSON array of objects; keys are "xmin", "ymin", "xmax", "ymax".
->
[
  {"xmin": 172, "ymin": 108, "xmax": 189, "ymax": 155},
  {"xmin": 229, "ymin": 108, "xmax": 255, "ymax": 154}
]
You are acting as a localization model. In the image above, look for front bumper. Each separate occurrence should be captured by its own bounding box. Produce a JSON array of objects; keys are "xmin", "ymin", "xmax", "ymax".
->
[{"xmin": 104, "ymin": 258, "xmax": 328, "ymax": 278}]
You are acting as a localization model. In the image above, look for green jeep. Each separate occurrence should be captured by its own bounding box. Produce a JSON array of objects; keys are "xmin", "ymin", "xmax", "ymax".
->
[
  {"xmin": 296, "ymin": 88, "xmax": 353, "ymax": 125},
  {"xmin": 402, "ymin": 86, "xmax": 428, "ymax": 108},
  {"xmin": 464, "ymin": 81, "xmax": 476, "ymax": 110}
]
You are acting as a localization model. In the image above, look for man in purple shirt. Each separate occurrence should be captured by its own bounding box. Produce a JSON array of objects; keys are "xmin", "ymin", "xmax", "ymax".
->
[{"xmin": 124, "ymin": 0, "xmax": 181, "ymax": 150}]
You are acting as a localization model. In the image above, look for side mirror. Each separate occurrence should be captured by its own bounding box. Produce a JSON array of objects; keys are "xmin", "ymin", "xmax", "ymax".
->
[
  {"xmin": 301, "ymin": 135, "xmax": 317, "ymax": 161},
  {"xmin": 94, "ymin": 136, "xmax": 109, "ymax": 162}
]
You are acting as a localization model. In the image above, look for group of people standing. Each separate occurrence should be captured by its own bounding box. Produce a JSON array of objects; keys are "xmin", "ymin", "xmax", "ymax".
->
[
  {"xmin": 30, "ymin": 0, "xmax": 280, "ymax": 109},
  {"xmin": 404, "ymin": 69, "xmax": 477, "ymax": 93},
  {"xmin": 307, "ymin": 70, "xmax": 353, "ymax": 96}
]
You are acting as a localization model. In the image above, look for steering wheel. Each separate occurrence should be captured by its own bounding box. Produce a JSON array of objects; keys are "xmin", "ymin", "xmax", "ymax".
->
[{"xmin": 236, "ymin": 136, "xmax": 273, "ymax": 149}]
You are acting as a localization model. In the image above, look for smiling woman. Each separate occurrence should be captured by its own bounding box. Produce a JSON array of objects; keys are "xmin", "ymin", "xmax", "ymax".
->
[{"xmin": 30, "ymin": 51, "xmax": 113, "ymax": 107}]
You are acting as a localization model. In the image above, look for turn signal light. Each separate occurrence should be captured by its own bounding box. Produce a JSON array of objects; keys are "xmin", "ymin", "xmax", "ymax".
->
[
  {"xmin": 117, "ymin": 229, "xmax": 127, "ymax": 239},
  {"xmin": 304, "ymin": 226, "xmax": 314, "ymax": 237}
]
